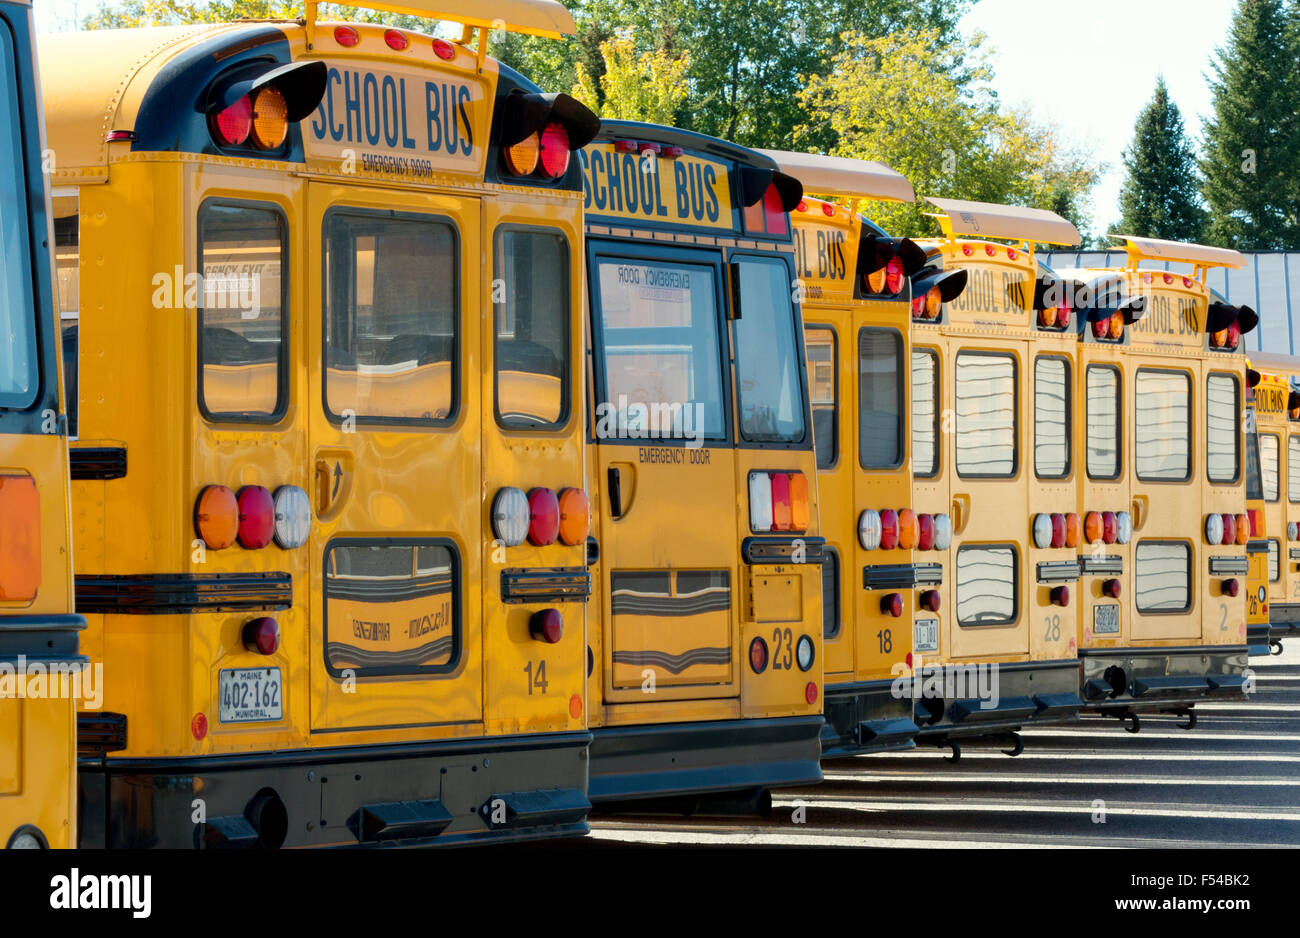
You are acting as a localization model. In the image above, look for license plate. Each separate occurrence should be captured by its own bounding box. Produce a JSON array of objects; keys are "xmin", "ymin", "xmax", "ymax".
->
[
  {"xmin": 1093, "ymin": 604, "xmax": 1120, "ymax": 634},
  {"xmin": 914, "ymin": 618, "xmax": 939, "ymax": 653},
  {"xmin": 218, "ymin": 667, "xmax": 282, "ymax": 723}
]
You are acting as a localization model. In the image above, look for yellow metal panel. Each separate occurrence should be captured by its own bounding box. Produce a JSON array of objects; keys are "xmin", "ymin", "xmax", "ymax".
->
[
  {"xmin": 310, "ymin": 0, "xmax": 578, "ymax": 38},
  {"xmin": 758, "ymin": 149, "xmax": 914, "ymax": 203},
  {"xmin": 925, "ymin": 196, "xmax": 1080, "ymax": 246}
]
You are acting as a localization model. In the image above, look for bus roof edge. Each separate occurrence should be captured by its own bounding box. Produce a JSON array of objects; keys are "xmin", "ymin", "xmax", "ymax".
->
[
  {"xmin": 755, "ymin": 149, "xmax": 915, "ymax": 204},
  {"xmin": 304, "ymin": 0, "xmax": 578, "ymax": 38},
  {"xmin": 924, "ymin": 196, "xmax": 1081, "ymax": 246},
  {"xmin": 1111, "ymin": 234, "xmax": 1247, "ymax": 270}
]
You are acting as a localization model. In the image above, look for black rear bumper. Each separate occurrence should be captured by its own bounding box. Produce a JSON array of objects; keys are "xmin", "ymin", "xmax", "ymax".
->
[
  {"xmin": 821, "ymin": 679, "xmax": 918, "ymax": 757},
  {"xmin": 1079, "ymin": 644, "xmax": 1248, "ymax": 712},
  {"xmin": 1264, "ymin": 604, "xmax": 1300, "ymax": 648},
  {"xmin": 588, "ymin": 715, "xmax": 823, "ymax": 803},
  {"xmin": 77, "ymin": 731, "xmax": 591, "ymax": 848},
  {"xmin": 911, "ymin": 659, "xmax": 1083, "ymax": 742}
]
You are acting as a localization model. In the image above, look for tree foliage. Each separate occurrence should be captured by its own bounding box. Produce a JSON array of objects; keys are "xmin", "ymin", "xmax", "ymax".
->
[
  {"xmin": 573, "ymin": 31, "xmax": 690, "ymax": 124},
  {"xmin": 1117, "ymin": 76, "xmax": 1206, "ymax": 242},
  {"xmin": 796, "ymin": 29, "xmax": 1101, "ymax": 240},
  {"xmin": 1200, "ymin": 0, "xmax": 1300, "ymax": 249}
]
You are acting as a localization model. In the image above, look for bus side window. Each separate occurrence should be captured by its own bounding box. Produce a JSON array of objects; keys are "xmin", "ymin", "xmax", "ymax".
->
[
  {"xmin": 1289, "ymin": 435, "xmax": 1300, "ymax": 503},
  {"xmin": 494, "ymin": 228, "xmax": 570, "ymax": 429},
  {"xmin": 1085, "ymin": 365, "xmax": 1120, "ymax": 481},
  {"xmin": 803, "ymin": 326, "xmax": 836, "ymax": 469},
  {"xmin": 955, "ymin": 351, "xmax": 1016, "ymax": 478},
  {"xmin": 1259, "ymin": 432, "xmax": 1280, "ymax": 502},
  {"xmin": 1134, "ymin": 369, "xmax": 1191, "ymax": 482},
  {"xmin": 198, "ymin": 201, "xmax": 287, "ymax": 422},
  {"xmin": 53, "ymin": 193, "xmax": 79, "ymax": 436},
  {"xmin": 858, "ymin": 328, "xmax": 903, "ymax": 470},
  {"xmin": 0, "ymin": 34, "xmax": 37, "ymax": 410},
  {"xmin": 323, "ymin": 211, "xmax": 458, "ymax": 425},
  {"xmin": 733, "ymin": 257, "xmax": 806, "ymax": 444},
  {"xmin": 1033, "ymin": 355, "xmax": 1071, "ymax": 479}
]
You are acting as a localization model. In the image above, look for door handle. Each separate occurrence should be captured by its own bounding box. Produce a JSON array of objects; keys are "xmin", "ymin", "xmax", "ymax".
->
[
  {"xmin": 951, "ymin": 494, "xmax": 971, "ymax": 535},
  {"xmin": 1131, "ymin": 495, "xmax": 1148, "ymax": 531},
  {"xmin": 607, "ymin": 466, "xmax": 623, "ymax": 519}
]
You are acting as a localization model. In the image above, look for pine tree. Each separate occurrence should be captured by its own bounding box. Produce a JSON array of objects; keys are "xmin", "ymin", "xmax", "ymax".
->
[
  {"xmin": 1117, "ymin": 77, "xmax": 1206, "ymax": 241},
  {"xmin": 1200, "ymin": 0, "xmax": 1300, "ymax": 249}
]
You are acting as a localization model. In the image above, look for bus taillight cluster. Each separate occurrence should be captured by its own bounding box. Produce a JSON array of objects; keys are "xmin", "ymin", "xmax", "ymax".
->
[
  {"xmin": 749, "ymin": 470, "xmax": 810, "ymax": 534},
  {"xmin": 1083, "ymin": 510, "xmax": 1133, "ymax": 545},
  {"xmin": 505, "ymin": 121, "xmax": 572, "ymax": 180},
  {"xmin": 858, "ymin": 509, "xmax": 953, "ymax": 552},
  {"xmin": 1033, "ymin": 512, "xmax": 1082, "ymax": 549},
  {"xmin": 491, "ymin": 486, "xmax": 590, "ymax": 547},
  {"xmin": 194, "ymin": 483, "xmax": 310, "ymax": 551},
  {"xmin": 210, "ymin": 87, "xmax": 290, "ymax": 150},
  {"xmin": 1204, "ymin": 512, "xmax": 1250, "ymax": 546}
]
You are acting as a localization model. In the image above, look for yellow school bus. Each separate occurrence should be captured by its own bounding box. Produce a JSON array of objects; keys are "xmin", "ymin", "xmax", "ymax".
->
[
  {"xmin": 1247, "ymin": 357, "xmax": 1300, "ymax": 651},
  {"xmin": 909, "ymin": 199, "xmax": 1085, "ymax": 756},
  {"xmin": 1, "ymin": 0, "xmax": 87, "ymax": 850},
  {"xmin": 578, "ymin": 122, "xmax": 824, "ymax": 807},
  {"xmin": 43, "ymin": 0, "xmax": 600, "ymax": 847},
  {"xmin": 765, "ymin": 150, "xmax": 966, "ymax": 756},
  {"xmin": 1057, "ymin": 237, "xmax": 1251, "ymax": 729}
]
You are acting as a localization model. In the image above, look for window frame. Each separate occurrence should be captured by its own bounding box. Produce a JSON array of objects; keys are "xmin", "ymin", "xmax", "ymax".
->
[
  {"xmin": 491, "ymin": 223, "xmax": 572, "ymax": 433},
  {"xmin": 821, "ymin": 546, "xmax": 841, "ymax": 640},
  {"xmin": 1259, "ymin": 431, "xmax": 1281, "ymax": 504},
  {"xmin": 857, "ymin": 325, "xmax": 906, "ymax": 472},
  {"xmin": 1133, "ymin": 539, "xmax": 1193, "ymax": 615},
  {"xmin": 912, "ymin": 346, "xmax": 941, "ymax": 479},
  {"xmin": 1085, "ymin": 363, "xmax": 1122, "ymax": 482},
  {"xmin": 196, "ymin": 197, "xmax": 291, "ymax": 425},
  {"xmin": 1205, "ymin": 371, "xmax": 1242, "ymax": 486},
  {"xmin": 1268, "ymin": 538, "xmax": 1281, "ymax": 583},
  {"xmin": 320, "ymin": 205, "xmax": 462, "ymax": 429},
  {"xmin": 804, "ymin": 323, "xmax": 838, "ymax": 471},
  {"xmin": 954, "ymin": 349, "xmax": 1019, "ymax": 480},
  {"xmin": 1033, "ymin": 353, "xmax": 1072, "ymax": 481},
  {"xmin": 321, "ymin": 536, "xmax": 462, "ymax": 679},
  {"xmin": 955, "ymin": 542, "xmax": 1020, "ymax": 627},
  {"xmin": 1134, "ymin": 367, "xmax": 1193, "ymax": 485},
  {"xmin": 1289, "ymin": 434, "xmax": 1300, "ymax": 504},
  {"xmin": 587, "ymin": 242, "xmax": 733, "ymax": 447}
]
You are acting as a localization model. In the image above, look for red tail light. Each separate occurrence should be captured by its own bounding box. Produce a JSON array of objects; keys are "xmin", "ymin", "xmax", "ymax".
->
[
  {"xmin": 881, "ymin": 593, "xmax": 903, "ymax": 617},
  {"xmin": 242, "ymin": 617, "xmax": 281, "ymax": 655},
  {"xmin": 805, "ymin": 682, "xmax": 818, "ymax": 704},
  {"xmin": 1051, "ymin": 585, "xmax": 1070, "ymax": 607},
  {"xmin": 529, "ymin": 608, "xmax": 564, "ymax": 644},
  {"xmin": 884, "ymin": 257, "xmax": 905, "ymax": 295},
  {"xmin": 384, "ymin": 29, "xmax": 408, "ymax": 50},
  {"xmin": 917, "ymin": 513, "xmax": 935, "ymax": 551},
  {"xmin": 919, "ymin": 589, "xmax": 941, "ymax": 612},
  {"xmin": 1101, "ymin": 511, "xmax": 1118, "ymax": 545},
  {"xmin": 333, "ymin": 25, "xmax": 359, "ymax": 47},
  {"xmin": 236, "ymin": 485, "xmax": 275, "ymax": 549},
  {"xmin": 209, "ymin": 95, "xmax": 252, "ymax": 146},
  {"xmin": 432, "ymin": 38, "xmax": 456, "ymax": 60},
  {"xmin": 749, "ymin": 637, "xmax": 769, "ymax": 673},
  {"xmin": 1222, "ymin": 578, "xmax": 1239, "ymax": 597},
  {"xmin": 879, "ymin": 509, "xmax": 899, "ymax": 550},
  {"xmin": 1103, "ymin": 578, "xmax": 1122, "ymax": 599},
  {"xmin": 1249, "ymin": 508, "xmax": 1262, "ymax": 537},
  {"xmin": 1050, "ymin": 513, "xmax": 1067, "ymax": 549},
  {"xmin": 527, "ymin": 488, "xmax": 560, "ymax": 546},
  {"xmin": 1058, "ymin": 304, "xmax": 1072, "ymax": 329},
  {"xmin": 770, "ymin": 472, "xmax": 792, "ymax": 532},
  {"xmin": 1221, "ymin": 513, "xmax": 1237, "ymax": 546}
]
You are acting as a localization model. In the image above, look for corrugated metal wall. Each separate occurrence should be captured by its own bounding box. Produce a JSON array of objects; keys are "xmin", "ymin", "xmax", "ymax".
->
[{"xmin": 1041, "ymin": 251, "xmax": 1300, "ymax": 355}]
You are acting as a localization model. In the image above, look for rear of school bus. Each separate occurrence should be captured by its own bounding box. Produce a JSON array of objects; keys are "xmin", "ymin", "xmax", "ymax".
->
[
  {"xmin": 768, "ymin": 150, "xmax": 965, "ymax": 756},
  {"xmin": 1064, "ymin": 237, "xmax": 1250, "ymax": 726},
  {"xmin": 579, "ymin": 122, "xmax": 824, "ymax": 806},
  {"xmin": 0, "ymin": 0, "xmax": 86, "ymax": 850},
  {"xmin": 43, "ymin": 1, "xmax": 599, "ymax": 848},
  {"xmin": 1249, "ymin": 356, "xmax": 1300, "ymax": 650},
  {"xmin": 908, "ymin": 198, "xmax": 1085, "ymax": 754},
  {"xmin": 1244, "ymin": 366, "xmax": 1284, "ymax": 654}
]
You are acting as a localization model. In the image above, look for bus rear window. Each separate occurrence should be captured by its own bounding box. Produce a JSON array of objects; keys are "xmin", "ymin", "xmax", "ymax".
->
[
  {"xmin": 0, "ymin": 28, "xmax": 37, "ymax": 411},
  {"xmin": 198, "ymin": 202, "xmax": 286, "ymax": 421},
  {"xmin": 1246, "ymin": 425, "xmax": 1263, "ymax": 501},
  {"xmin": 1034, "ymin": 355, "xmax": 1070, "ymax": 479},
  {"xmin": 956, "ymin": 545, "xmax": 1017, "ymax": 626},
  {"xmin": 1086, "ymin": 365, "xmax": 1120, "ymax": 480},
  {"xmin": 859, "ymin": 328, "xmax": 903, "ymax": 469},
  {"xmin": 494, "ymin": 228, "xmax": 569, "ymax": 430},
  {"xmin": 593, "ymin": 259, "xmax": 725, "ymax": 442},
  {"xmin": 733, "ymin": 257, "xmax": 806, "ymax": 444},
  {"xmin": 1135, "ymin": 540, "xmax": 1191, "ymax": 613},
  {"xmin": 324, "ymin": 211, "xmax": 457, "ymax": 425},
  {"xmin": 955, "ymin": 352, "xmax": 1016, "ymax": 477},
  {"xmin": 1206, "ymin": 373, "xmax": 1240, "ymax": 484},
  {"xmin": 912, "ymin": 349, "xmax": 939, "ymax": 478},
  {"xmin": 1135, "ymin": 369, "xmax": 1190, "ymax": 482},
  {"xmin": 1260, "ymin": 432, "xmax": 1280, "ymax": 502},
  {"xmin": 1289, "ymin": 435, "xmax": 1300, "ymax": 503},
  {"xmin": 804, "ymin": 326, "xmax": 836, "ymax": 469}
]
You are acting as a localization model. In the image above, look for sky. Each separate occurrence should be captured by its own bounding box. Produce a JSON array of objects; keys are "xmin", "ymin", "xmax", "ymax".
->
[
  {"xmin": 38, "ymin": 0, "xmax": 1240, "ymax": 234},
  {"xmin": 959, "ymin": 0, "xmax": 1238, "ymax": 236}
]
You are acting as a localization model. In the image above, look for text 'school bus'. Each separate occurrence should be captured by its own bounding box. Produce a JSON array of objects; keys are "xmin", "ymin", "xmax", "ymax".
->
[
  {"xmin": 1055, "ymin": 236, "xmax": 1253, "ymax": 730},
  {"xmin": 41, "ymin": 0, "xmax": 601, "ymax": 847},
  {"xmin": 909, "ymin": 199, "xmax": 1086, "ymax": 757},
  {"xmin": 0, "ymin": 0, "xmax": 87, "ymax": 851},
  {"xmin": 1245, "ymin": 355, "xmax": 1300, "ymax": 652},
  {"xmin": 763, "ymin": 150, "xmax": 967, "ymax": 757},
  {"xmin": 578, "ymin": 122, "xmax": 824, "ymax": 808}
]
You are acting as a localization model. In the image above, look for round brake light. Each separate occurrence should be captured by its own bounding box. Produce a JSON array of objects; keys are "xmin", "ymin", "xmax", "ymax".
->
[
  {"xmin": 749, "ymin": 637, "xmax": 768, "ymax": 673},
  {"xmin": 917, "ymin": 513, "xmax": 935, "ymax": 551},
  {"xmin": 195, "ymin": 484, "xmax": 238, "ymax": 550},
  {"xmin": 491, "ymin": 487, "xmax": 529, "ymax": 547},
  {"xmin": 1102, "ymin": 511, "xmax": 1118, "ymax": 544},
  {"xmin": 539, "ymin": 121, "xmax": 571, "ymax": 179},
  {"xmin": 529, "ymin": 608, "xmax": 564, "ymax": 644},
  {"xmin": 527, "ymin": 488, "xmax": 560, "ymax": 546},
  {"xmin": 209, "ymin": 95, "xmax": 252, "ymax": 147},
  {"xmin": 1221, "ymin": 513, "xmax": 1237, "ymax": 546},
  {"xmin": 881, "ymin": 592, "xmax": 903, "ymax": 617},
  {"xmin": 504, "ymin": 131, "xmax": 540, "ymax": 176},
  {"xmin": 236, "ymin": 485, "xmax": 275, "ymax": 549},
  {"xmin": 250, "ymin": 87, "xmax": 289, "ymax": 150},
  {"xmin": 272, "ymin": 485, "xmax": 311, "ymax": 549},
  {"xmin": 557, "ymin": 487, "xmax": 590, "ymax": 546},
  {"xmin": 1050, "ymin": 513, "xmax": 1067, "ymax": 549},
  {"xmin": 242, "ymin": 617, "xmax": 281, "ymax": 655},
  {"xmin": 879, "ymin": 509, "xmax": 900, "ymax": 550},
  {"xmin": 333, "ymin": 26, "xmax": 359, "ymax": 46},
  {"xmin": 433, "ymin": 38, "xmax": 456, "ymax": 60},
  {"xmin": 384, "ymin": 29, "xmax": 408, "ymax": 50},
  {"xmin": 1092, "ymin": 314, "xmax": 1111, "ymax": 340},
  {"xmin": 884, "ymin": 257, "xmax": 905, "ymax": 295}
]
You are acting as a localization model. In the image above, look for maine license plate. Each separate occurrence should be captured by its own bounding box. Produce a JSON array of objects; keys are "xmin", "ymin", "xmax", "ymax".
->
[
  {"xmin": 218, "ymin": 667, "xmax": 282, "ymax": 723},
  {"xmin": 914, "ymin": 618, "xmax": 939, "ymax": 653},
  {"xmin": 1093, "ymin": 604, "xmax": 1120, "ymax": 634}
]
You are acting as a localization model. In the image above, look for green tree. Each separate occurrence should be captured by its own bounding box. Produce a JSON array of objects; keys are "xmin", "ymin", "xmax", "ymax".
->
[
  {"xmin": 573, "ymin": 31, "xmax": 690, "ymax": 123},
  {"xmin": 1117, "ymin": 77, "xmax": 1205, "ymax": 241},
  {"xmin": 83, "ymin": 1, "xmax": 424, "ymax": 29},
  {"xmin": 1200, "ymin": 0, "xmax": 1300, "ymax": 248},
  {"xmin": 796, "ymin": 29, "xmax": 1101, "ymax": 240}
]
